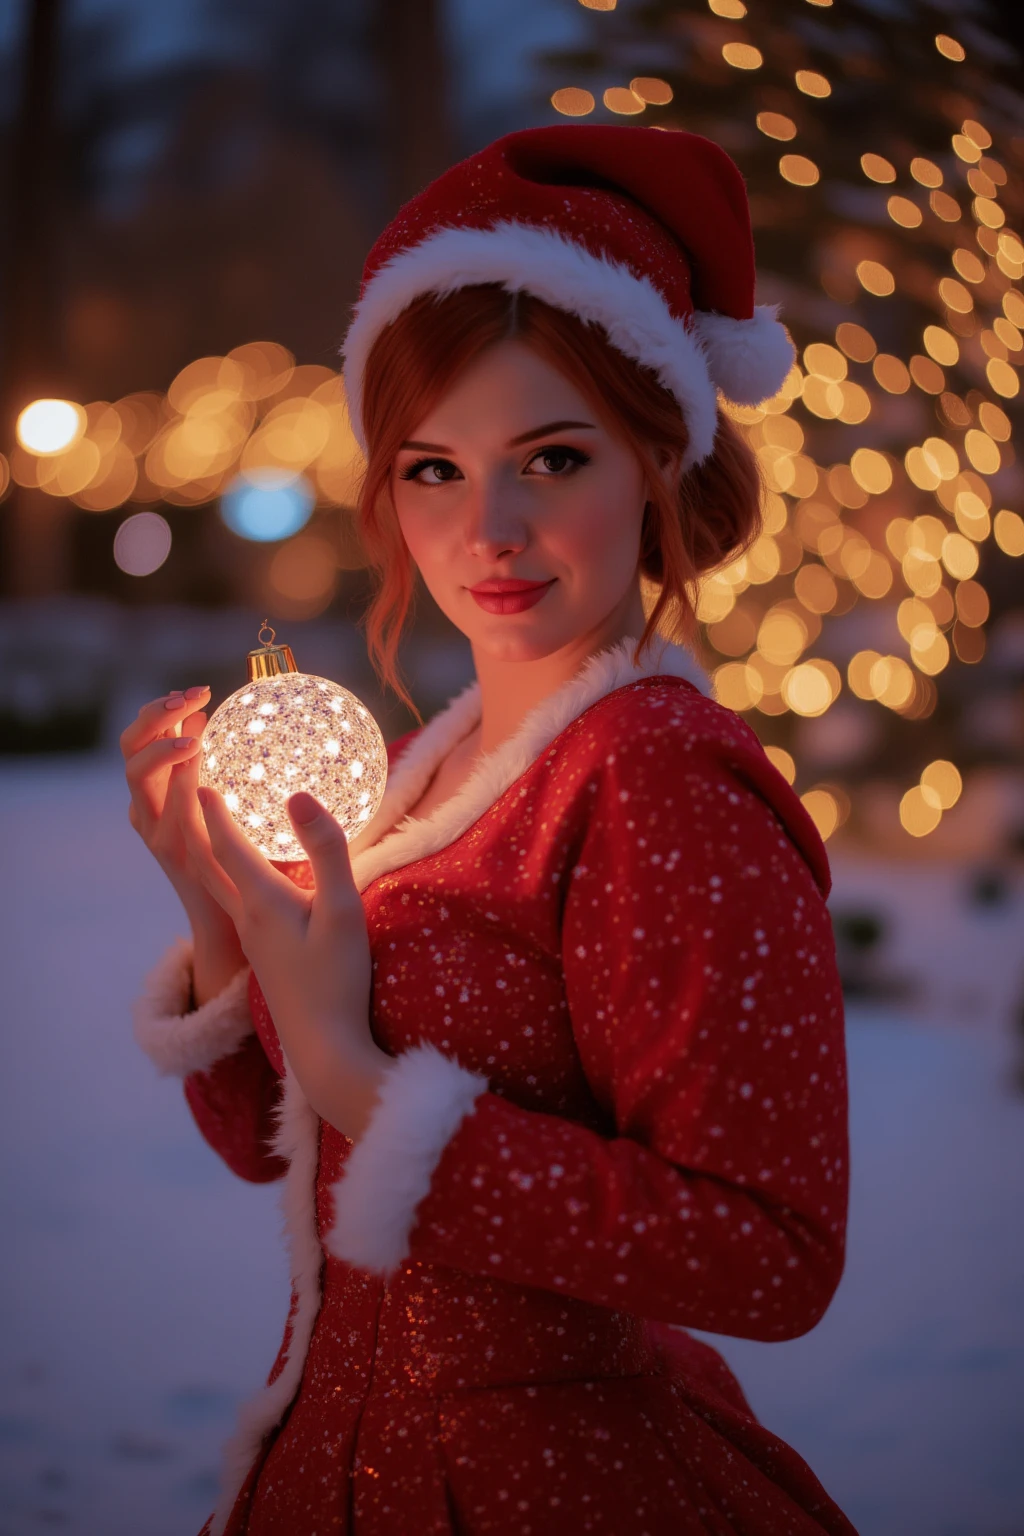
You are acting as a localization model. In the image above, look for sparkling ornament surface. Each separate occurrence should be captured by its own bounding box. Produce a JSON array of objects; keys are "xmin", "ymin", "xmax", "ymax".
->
[{"xmin": 199, "ymin": 673, "xmax": 387, "ymax": 856}]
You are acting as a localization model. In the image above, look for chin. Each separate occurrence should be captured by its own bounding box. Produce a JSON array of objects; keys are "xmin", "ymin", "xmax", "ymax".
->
[{"xmin": 461, "ymin": 610, "xmax": 580, "ymax": 665}]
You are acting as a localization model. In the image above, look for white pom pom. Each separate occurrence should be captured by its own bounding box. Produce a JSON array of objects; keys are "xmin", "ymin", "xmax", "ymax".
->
[{"xmin": 693, "ymin": 305, "xmax": 796, "ymax": 406}]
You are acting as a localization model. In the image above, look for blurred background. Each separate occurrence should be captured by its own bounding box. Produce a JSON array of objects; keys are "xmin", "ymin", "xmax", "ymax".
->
[{"xmin": 1, "ymin": 1, "xmax": 1023, "ymax": 1532}]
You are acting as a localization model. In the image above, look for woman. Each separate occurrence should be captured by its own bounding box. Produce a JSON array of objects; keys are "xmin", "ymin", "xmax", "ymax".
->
[{"xmin": 127, "ymin": 126, "xmax": 855, "ymax": 1534}]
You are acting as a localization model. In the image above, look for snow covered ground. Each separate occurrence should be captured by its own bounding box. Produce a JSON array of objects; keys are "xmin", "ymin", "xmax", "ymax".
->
[{"xmin": 1, "ymin": 753, "xmax": 1022, "ymax": 1536}]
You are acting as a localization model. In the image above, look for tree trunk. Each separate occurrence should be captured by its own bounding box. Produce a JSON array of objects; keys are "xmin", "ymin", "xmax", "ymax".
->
[
  {"xmin": 2, "ymin": 0, "xmax": 70, "ymax": 598},
  {"xmin": 373, "ymin": 0, "xmax": 453, "ymax": 216}
]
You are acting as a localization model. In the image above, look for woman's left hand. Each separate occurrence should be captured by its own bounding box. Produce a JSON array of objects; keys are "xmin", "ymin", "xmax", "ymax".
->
[{"xmin": 188, "ymin": 786, "xmax": 390, "ymax": 1138}]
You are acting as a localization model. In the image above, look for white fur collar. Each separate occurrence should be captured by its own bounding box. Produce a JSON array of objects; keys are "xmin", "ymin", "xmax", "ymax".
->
[{"xmin": 348, "ymin": 636, "xmax": 709, "ymax": 893}]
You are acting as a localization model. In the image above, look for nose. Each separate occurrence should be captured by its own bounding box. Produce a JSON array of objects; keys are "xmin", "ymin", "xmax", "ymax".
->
[{"xmin": 462, "ymin": 473, "xmax": 528, "ymax": 560}]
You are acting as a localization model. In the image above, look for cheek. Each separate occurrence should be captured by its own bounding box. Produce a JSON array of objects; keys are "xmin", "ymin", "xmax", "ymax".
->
[
  {"xmin": 549, "ymin": 464, "xmax": 646, "ymax": 574},
  {"xmin": 394, "ymin": 498, "xmax": 445, "ymax": 571}
]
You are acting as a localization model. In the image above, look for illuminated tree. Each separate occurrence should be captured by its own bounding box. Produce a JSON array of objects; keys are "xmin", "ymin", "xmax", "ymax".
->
[{"xmin": 543, "ymin": 0, "xmax": 1024, "ymax": 849}]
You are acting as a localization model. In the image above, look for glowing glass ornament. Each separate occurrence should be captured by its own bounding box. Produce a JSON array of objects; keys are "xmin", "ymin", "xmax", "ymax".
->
[{"xmin": 199, "ymin": 622, "xmax": 387, "ymax": 858}]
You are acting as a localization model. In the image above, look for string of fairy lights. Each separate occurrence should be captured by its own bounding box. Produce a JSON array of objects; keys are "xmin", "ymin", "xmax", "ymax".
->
[
  {"xmin": 2, "ymin": 0, "xmax": 1021, "ymax": 849},
  {"xmin": 555, "ymin": 0, "xmax": 1023, "ymax": 844}
]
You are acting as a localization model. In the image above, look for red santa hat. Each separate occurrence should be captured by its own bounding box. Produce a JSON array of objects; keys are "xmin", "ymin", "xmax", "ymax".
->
[{"xmin": 341, "ymin": 124, "xmax": 794, "ymax": 473}]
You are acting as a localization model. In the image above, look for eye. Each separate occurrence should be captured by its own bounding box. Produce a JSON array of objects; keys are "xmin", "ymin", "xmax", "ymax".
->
[
  {"xmin": 525, "ymin": 446, "xmax": 591, "ymax": 476},
  {"xmin": 397, "ymin": 457, "xmax": 462, "ymax": 484}
]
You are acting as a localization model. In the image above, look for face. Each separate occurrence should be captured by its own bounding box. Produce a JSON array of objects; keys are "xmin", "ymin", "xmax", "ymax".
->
[{"xmin": 390, "ymin": 337, "xmax": 652, "ymax": 665}]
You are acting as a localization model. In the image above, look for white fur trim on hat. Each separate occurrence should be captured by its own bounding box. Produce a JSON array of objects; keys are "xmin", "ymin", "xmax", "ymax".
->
[
  {"xmin": 692, "ymin": 305, "xmax": 796, "ymax": 406},
  {"xmin": 343, "ymin": 220, "xmax": 723, "ymax": 470},
  {"xmin": 326, "ymin": 1041, "xmax": 490, "ymax": 1277},
  {"xmin": 132, "ymin": 937, "xmax": 253, "ymax": 1078}
]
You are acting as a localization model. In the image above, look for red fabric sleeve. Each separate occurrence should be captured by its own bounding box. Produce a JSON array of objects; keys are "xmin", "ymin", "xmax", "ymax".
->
[
  {"xmin": 184, "ymin": 1030, "xmax": 288, "ymax": 1184},
  {"xmin": 402, "ymin": 715, "xmax": 849, "ymax": 1342}
]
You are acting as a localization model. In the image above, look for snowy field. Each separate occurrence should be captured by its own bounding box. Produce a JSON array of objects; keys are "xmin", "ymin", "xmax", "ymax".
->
[{"xmin": 1, "ymin": 753, "xmax": 1023, "ymax": 1536}]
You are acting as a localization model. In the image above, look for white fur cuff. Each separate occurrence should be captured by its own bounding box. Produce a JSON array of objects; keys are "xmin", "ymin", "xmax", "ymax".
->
[
  {"xmin": 326, "ymin": 1041, "xmax": 489, "ymax": 1277},
  {"xmin": 132, "ymin": 936, "xmax": 253, "ymax": 1078}
]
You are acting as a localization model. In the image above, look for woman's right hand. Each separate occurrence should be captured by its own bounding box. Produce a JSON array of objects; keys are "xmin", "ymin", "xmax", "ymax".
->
[{"xmin": 122, "ymin": 686, "xmax": 247, "ymax": 1000}]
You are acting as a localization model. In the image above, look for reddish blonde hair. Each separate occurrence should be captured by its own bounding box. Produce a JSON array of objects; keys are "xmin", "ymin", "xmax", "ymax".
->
[{"xmin": 355, "ymin": 284, "xmax": 762, "ymax": 710}]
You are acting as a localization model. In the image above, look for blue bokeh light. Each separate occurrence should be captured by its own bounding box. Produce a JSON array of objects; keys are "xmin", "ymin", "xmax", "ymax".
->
[{"xmin": 220, "ymin": 469, "xmax": 315, "ymax": 542}]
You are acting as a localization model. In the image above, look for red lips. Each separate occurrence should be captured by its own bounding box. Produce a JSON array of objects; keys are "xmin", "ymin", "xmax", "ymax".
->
[{"xmin": 468, "ymin": 578, "xmax": 556, "ymax": 615}]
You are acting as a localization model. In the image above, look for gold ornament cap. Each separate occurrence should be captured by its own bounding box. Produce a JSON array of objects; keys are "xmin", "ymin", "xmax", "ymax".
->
[{"xmin": 247, "ymin": 620, "xmax": 298, "ymax": 681}]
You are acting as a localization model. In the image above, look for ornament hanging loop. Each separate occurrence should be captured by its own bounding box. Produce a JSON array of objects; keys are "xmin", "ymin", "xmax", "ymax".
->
[{"xmin": 248, "ymin": 620, "xmax": 298, "ymax": 682}]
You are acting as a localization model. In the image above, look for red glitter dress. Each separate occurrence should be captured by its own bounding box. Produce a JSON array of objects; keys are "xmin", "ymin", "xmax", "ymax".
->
[{"xmin": 134, "ymin": 639, "xmax": 856, "ymax": 1535}]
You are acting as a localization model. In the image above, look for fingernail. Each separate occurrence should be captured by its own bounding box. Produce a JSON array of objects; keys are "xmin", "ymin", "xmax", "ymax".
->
[
  {"xmin": 173, "ymin": 736, "xmax": 195, "ymax": 750},
  {"xmin": 290, "ymin": 792, "xmax": 319, "ymax": 824},
  {"xmin": 185, "ymin": 685, "xmax": 210, "ymax": 699},
  {"xmin": 165, "ymin": 696, "xmax": 185, "ymax": 709}
]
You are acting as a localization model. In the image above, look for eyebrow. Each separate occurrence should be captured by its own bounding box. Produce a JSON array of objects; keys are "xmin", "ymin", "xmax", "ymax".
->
[{"xmin": 399, "ymin": 419, "xmax": 597, "ymax": 453}]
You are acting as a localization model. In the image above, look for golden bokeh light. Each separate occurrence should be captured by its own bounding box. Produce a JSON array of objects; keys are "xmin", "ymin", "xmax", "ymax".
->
[
  {"xmin": 794, "ymin": 563, "xmax": 838, "ymax": 614},
  {"xmin": 857, "ymin": 260, "xmax": 895, "ymax": 296},
  {"xmin": 630, "ymin": 77, "xmax": 673, "ymax": 104},
  {"xmin": 993, "ymin": 317, "xmax": 1023, "ymax": 353},
  {"xmin": 115, "ymin": 392, "xmax": 164, "ymax": 455},
  {"xmin": 873, "ymin": 354, "xmax": 911, "ymax": 393},
  {"xmin": 835, "ymin": 322, "xmax": 876, "ymax": 362},
  {"xmin": 910, "ymin": 157, "xmax": 943, "ymax": 188},
  {"xmin": 782, "ymin": 659, "xmax": 840, "ymax": 717},
  {"xmin": 801, "ymin": 375, "xmax": 845, "ymax": 418},
  {"xmin": 849, "ymin": 448, "xmax": 893, "ymax": 494},
  {"xmin": 935, "ymin": 34, "xmax": 966, "ymax": 60},
  {"xmin": 972, "ymin": 197, "xmax": 1004, "ymax": 229},
  {"xmin": 801, "ymin": 788, "xmax": 842, "ymax": 841},
  {"xmin": 37, "ymin": 436, "xmax": 101, "ymax": 497},
  {"xmin": 552, "ymin": 86, "xmax": 597, "ymax": 116},
  {"xmin": 909, "ymin": 627, "xmax": 950, "ymax": 676},
  {"xmin": 795, "ymin": 70, "xmax": 831, "ymax": 97},
  {"xmin": 909, "ymin": 355, "xmax": 944, "ymax": 394},
  {"xmin": 955, "ymin": 580, "xmax": 990, "ymax": 627},
  {"xmin": 952, "ymin": 248, "xmax": 985, "ymax": 283},
  {"xmin": 951, "ymin": 133, "xmax": 982, "ymax": 164},
  {"xmin": 708, "ymin": 605, "xmax": 758, "ymax": 657},
  {"xmin": 939, "ymin": 276, "xmax": 973, "ymax": 313},
  {"xmin": 985, "ymin": 358, "xmax": 1019, "ymax": 397},
  {"xmin": 722, "ymin": 42, "xmax": 763, "ymax": 69},
  {"xmin": 758, "ymin": 607, "xmax": 809, "ymax": 667},
  {"xmin": 900, "ymin": 785, "xmax": 942, "ymax": 837},
  {"xmin": 708, "ymin": 0, "xmax": 746, "ymax": 12},
  {"xmin": 930, "ymin": 189, "xmax": 962, "ymax": 222},
  {"xmin": 763, "ymin": 744, "xmax": 796, "ymax": 783},
  {"xmin": 963, "ymin": 429, "xmax": 1000, "ymax": 475},
  {"xmin": 922, "ymin": 326, "xmax": 959, "ymax": 366},
  {"xmin": 756, "ymin": 112, "xmax": 796, "ymax": 140},
  {"xmin": 73, "ymin": 441, "xmax": 139, "ymax": 511},
  {"xmin": 603, "ymin": 86, "xmax": 645, "ymax": 114},
  {"xmin": 16, "ymin": 399, "xmax": 86, "ymax": 455},
  {"xmin": 993, "ymin": 509, "xmax": 1024, "ymax": 556},
  {"xmin": 1003, "ymin": 288, "xmax": 1024, "ymax": 325},
  {"xmin": 837, "ymin": 381, "xmax": 871, "ymax": 424},
  {"xmin": 861, "ymin": 154, "xmax": 896, "ymax": 184},
  {"xmin": 803, "ymin": 343, "xmax": 846, "ymax": 381},
  {"xmin": 954, "ymin": 492, "xmax": 990, "ymax": 541},
  {"xmin": 779, "ymin": 155, "xmax": 820, "ymax": 186},
  {"xmin": 888, "ymin": 195, "xmax": 923, "ymax": 229},
  {"xmin": 847, "ymin": 650, "xmax": 881, "ymax": 700},
  {"xmin": 870, "ymin": 655, "xmax": 916, "ymax": 710},
  {"xmin": 225, "ymin": 341, "xmax": 295, "ymax": 400},
  {"xmin": 921, "ymin": 759, "xmax": 962, "ymax": 810},
  {"xmin": 714, "ymin": 661, "xmax": 763, "ymax": 711}
]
